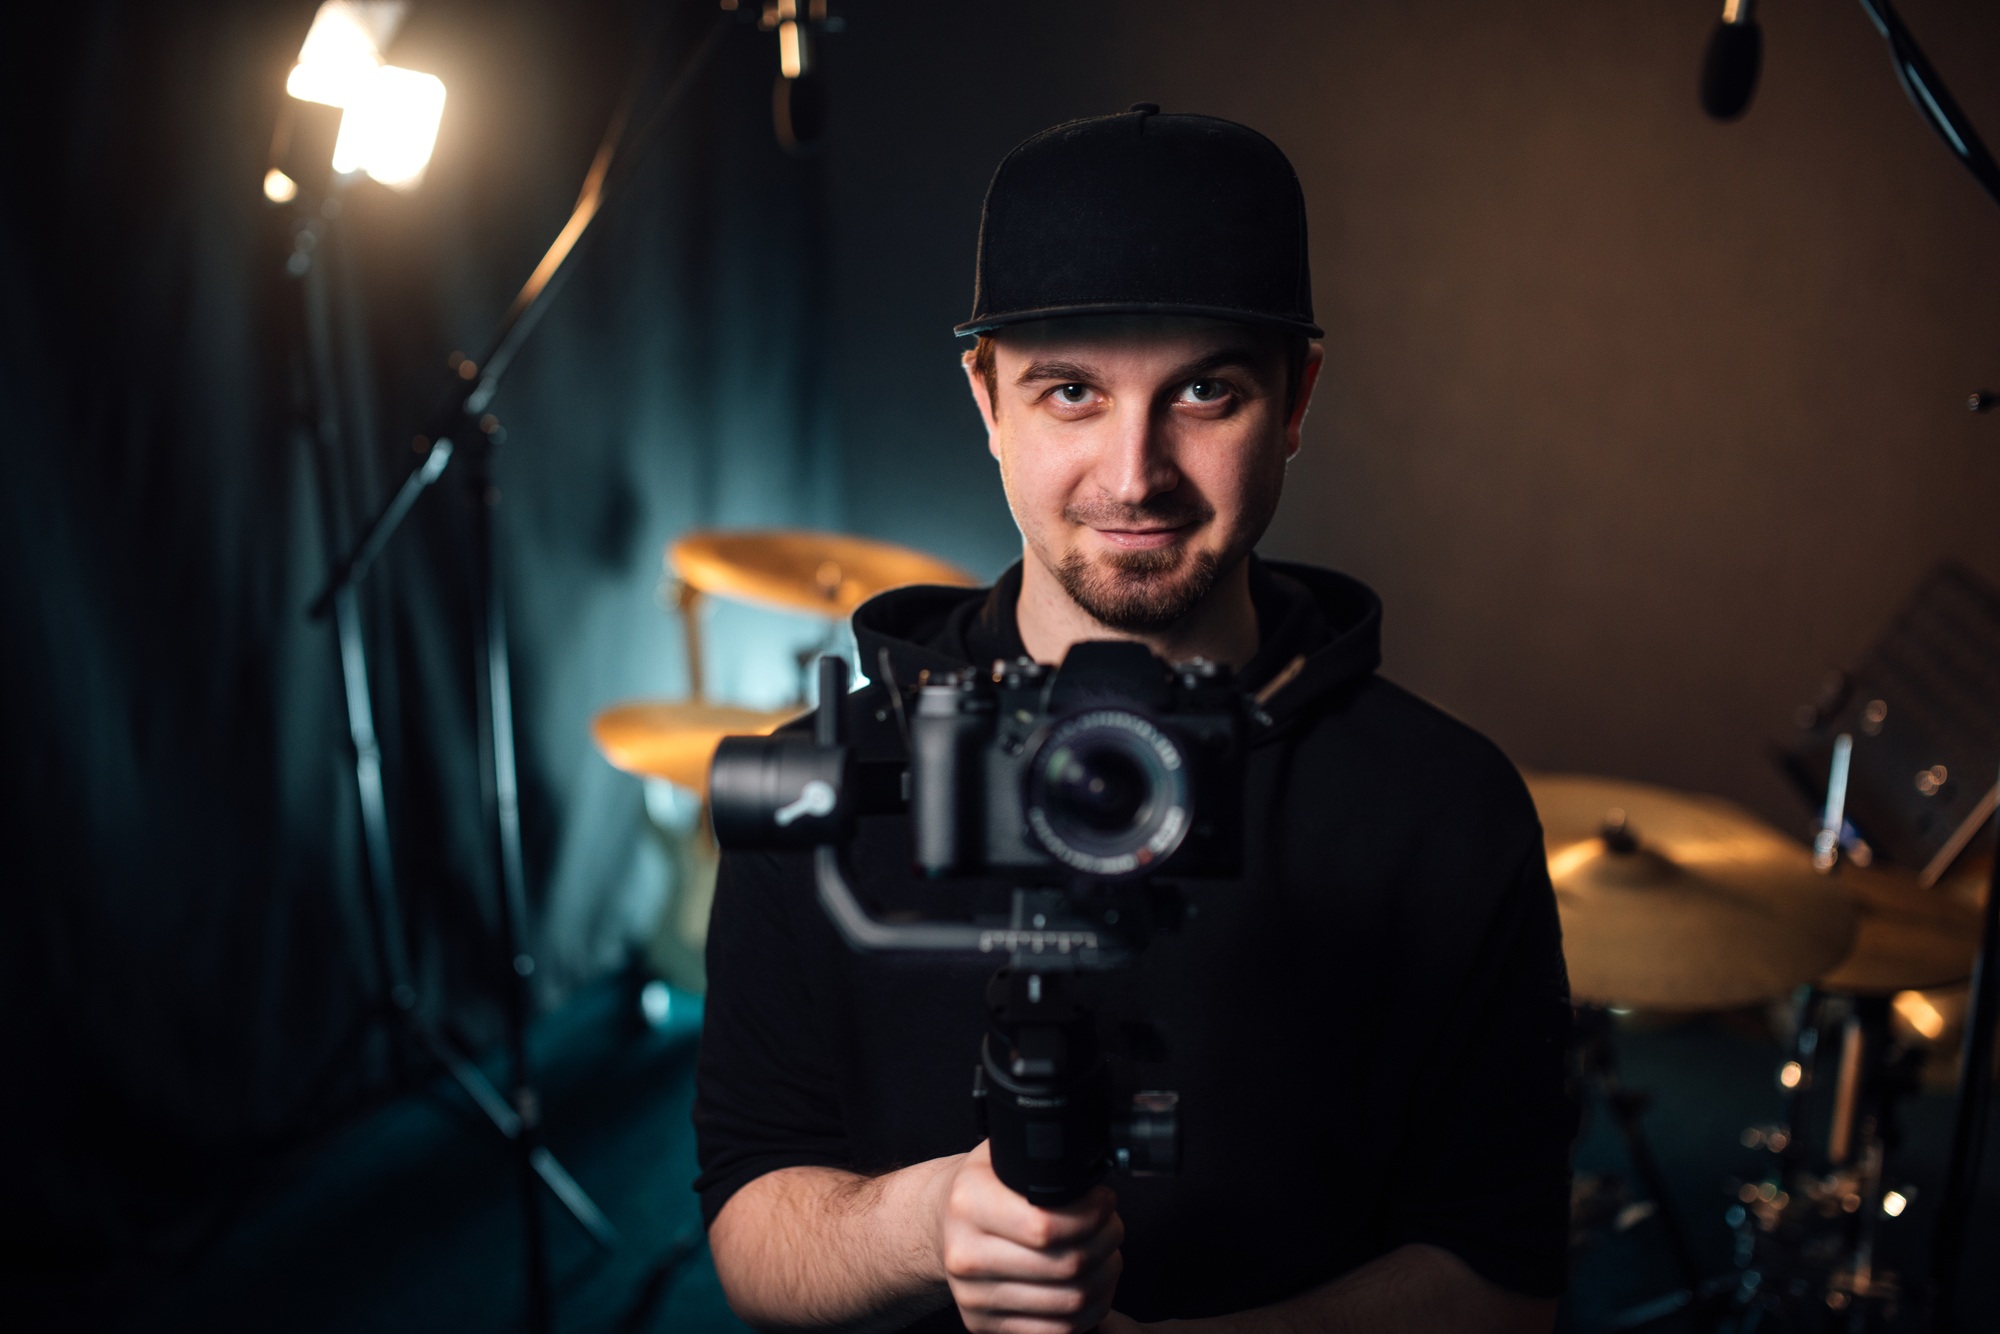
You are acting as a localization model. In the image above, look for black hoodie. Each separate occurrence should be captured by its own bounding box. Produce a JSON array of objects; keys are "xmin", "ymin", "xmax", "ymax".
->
[{"xmin": 694, "ymin": 558, "xmax": 1573, "ymax": 1321}]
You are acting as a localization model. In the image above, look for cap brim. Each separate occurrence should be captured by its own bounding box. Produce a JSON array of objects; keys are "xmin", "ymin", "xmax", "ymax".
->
[{"xmin": 954, "ymin": 301, "xmax": 1323, "ymax": 339}]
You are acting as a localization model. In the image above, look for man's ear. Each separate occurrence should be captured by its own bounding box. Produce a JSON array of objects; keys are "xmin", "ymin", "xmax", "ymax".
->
[
  {"xmin": 1283, "ymin": 342, "xmax": 1326, "ymax": 461},
  {"xmin": 962, "ymin": 349, "xmax": 1001, "ymax": 454}
]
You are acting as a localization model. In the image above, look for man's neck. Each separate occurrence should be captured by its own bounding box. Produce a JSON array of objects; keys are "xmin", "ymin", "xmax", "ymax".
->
[{"xmin": 1014, "ymin": 553, "xmax": 1260, "ymax": 669}]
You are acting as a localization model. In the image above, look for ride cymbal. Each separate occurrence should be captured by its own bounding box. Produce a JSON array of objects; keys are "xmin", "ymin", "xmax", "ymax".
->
[
  {"xmin": 592, "ymin": 701, "xmax": 795, "ymax": 793},
  {"xmin": 1816, "ymin": 864, "xmax": 1982, "ymax": 996},
  {"xmin": 669, "ymin": 529, "xmax": 977, "ymax": 619},
  {"xmin": 1525, "ymin": 774, "xmax": 1859, "ymax": 1011}
]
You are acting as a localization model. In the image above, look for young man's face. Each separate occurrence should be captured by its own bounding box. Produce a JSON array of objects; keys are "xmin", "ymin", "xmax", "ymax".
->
[{"xmin": 965, "ymin": 315, "xmax": 1322, "ymax": 633}]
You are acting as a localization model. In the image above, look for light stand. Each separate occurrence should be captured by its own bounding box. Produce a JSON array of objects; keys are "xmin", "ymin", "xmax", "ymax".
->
[
  {"xmin": 294, "ymin": 11, "xmax": 732, "ymax": 1331},
  {"xmin": 288, "ymin": 182, "xmax": 617, "ymax": 1334}
]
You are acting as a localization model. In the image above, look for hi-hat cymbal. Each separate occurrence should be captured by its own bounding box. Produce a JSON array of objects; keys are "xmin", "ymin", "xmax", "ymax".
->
[
  {"xmin": 1526, "ymin": 774, "xmax": 1858, "ymax": 1011},
  {"xmin": 592, "ymin": 702, "xmax": 796, "ymax": 792},
  {"xmin": 1816, "ymin": 864, "xmax": 1982, "ymax": 996},
  {"xmin": 669, "ymin": 529, "xmax": 977, "ymax": 619}
]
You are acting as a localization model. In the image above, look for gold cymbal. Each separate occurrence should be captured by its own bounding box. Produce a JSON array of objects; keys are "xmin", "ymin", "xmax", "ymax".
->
[
  {"xmin": 1525, "ymin": 774, "xmax": 1858, "ymax": 1011},
  {"xmin": 592, "ymin": 701, "xmax": 796, "ymax": 792},
  {"xmin": 669, "ymin": 529, "xmax": 978, "ymax": 619},
  {"xmin": 1816, "ymin": 864, "xmax": 1982, "ymax": 996}
]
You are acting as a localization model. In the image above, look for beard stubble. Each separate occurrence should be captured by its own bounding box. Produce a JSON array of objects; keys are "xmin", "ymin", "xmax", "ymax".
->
[{"xmin": 1052, "ymin": 541, "xmax": 1222, "ymax": 634}]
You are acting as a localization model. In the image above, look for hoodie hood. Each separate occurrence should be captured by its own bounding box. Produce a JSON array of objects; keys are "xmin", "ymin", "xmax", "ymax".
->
[{"xmin": 850, "ymin": 556, "xmax": 1382, "ymax": 736}]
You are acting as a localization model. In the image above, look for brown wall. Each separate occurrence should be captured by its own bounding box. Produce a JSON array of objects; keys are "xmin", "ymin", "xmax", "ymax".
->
[{"xmin": 820, "ymin": 0, "xmax": 2000, "ymax": 834}]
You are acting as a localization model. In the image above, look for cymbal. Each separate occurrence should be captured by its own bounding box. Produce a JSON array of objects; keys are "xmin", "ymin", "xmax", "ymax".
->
[
  {"xmin": 1526, "ymin": 774, "xmax": 1858, "ymax": 1011},
  {"xmin": 1816, "ymin": 864, "xmax": 1982, "ymax": 996},
  {"xmin": 592, "ymin": 701, "xmax": 796, "ymax": 792},
  {"xmin": 669, "ymin": 529, "xmax": 977, "ymax": 619}
]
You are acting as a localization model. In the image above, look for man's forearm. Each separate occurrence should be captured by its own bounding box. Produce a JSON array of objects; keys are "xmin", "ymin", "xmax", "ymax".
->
[
  {"xmin": 709, "ymin": 1161, "xmax": 957, "ymax": 1334},
  {"xmin": 1141, "ymin": 1243, "xmax": 1554, "ymax": 1334}
]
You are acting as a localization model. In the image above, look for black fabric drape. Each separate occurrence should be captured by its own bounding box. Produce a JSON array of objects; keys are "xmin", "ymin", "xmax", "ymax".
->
[{"xmin": 0, "ymin": 0, "xmax": 834, "ymax": 1282}]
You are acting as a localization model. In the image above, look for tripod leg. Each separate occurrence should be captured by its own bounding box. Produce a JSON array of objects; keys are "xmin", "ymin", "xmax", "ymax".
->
[
  {"xmin": 467, "ymin": 451, "xmax": 556, "ymax": 1334},
  {"xmin": 302, "ymin": 240, "xmax": 419, "ymax": 1047},
  {"xmin": 409, "ymin": 1019, "xmax": 621, "ymax": 1251}
]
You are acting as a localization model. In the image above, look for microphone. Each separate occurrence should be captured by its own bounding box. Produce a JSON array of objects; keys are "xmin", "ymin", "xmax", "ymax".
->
[{"xmin": 1701, "ymin": 0, "xmax": 1762, "ymax": 120}]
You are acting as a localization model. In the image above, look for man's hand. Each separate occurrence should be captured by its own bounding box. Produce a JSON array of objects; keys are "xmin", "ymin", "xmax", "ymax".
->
[{"xmin": 936, "ymin": 1141, "xmax": 1125, "ymax": 1334}]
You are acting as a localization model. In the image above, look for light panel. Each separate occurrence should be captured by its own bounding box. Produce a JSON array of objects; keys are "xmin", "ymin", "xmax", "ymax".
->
[
  {"xmin": 331, "ymin": 65, "xmax": 447, "ymax": 189},
  {"xmin": 286, "ymin": 1, "xmax": 408, "ymax": 109}
]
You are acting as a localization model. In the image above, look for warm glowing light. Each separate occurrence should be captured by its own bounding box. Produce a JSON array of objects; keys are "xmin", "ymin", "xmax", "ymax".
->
[
  {"xmin": 1778, "ymin": 1060, "xmax": 1803, "ymax": 1090},
  {"xmin": 1882, "ymin": 1190, "xmax": 1909, "ymax": 1218},
  {"xmin": 331, "ymin": 66, "xmax": 446, "ymax": 189},
  {"xmin": 778, "ymin": 20, "xmax": 805, "ymax": 78},
  {"xmin": 1545, "ymin": 841, "xmax": 1599, "ymax": 883},
  {"xmin": 263, "ymin": 168, "xmax": 300, "ymax": 203},
  {"xmin": 286, "ymin": 1, "xmax": 408, "ymax": 109},
  {"xmin": 1892, "ymin": 989, "xmax": 1946, "ymax": 1041}
]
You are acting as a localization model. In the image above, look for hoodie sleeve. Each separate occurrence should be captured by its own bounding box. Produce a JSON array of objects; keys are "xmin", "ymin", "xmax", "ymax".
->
[
  {"xmin": 692, "ymin": 847, "xmax": 852, "ymax": 1228},
  {"xmin": 1379, "ymin": 839, "xmax": 1577, "ymax": 1299}
]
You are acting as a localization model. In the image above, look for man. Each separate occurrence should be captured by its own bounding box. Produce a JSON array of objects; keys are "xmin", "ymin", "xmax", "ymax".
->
[{"xmin": 694, "ymin": 107, "xmax": 1572, "ymax": 1334}]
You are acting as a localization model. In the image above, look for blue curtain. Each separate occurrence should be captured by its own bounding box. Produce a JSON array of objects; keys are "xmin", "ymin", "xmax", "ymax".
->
[{"xmin": 0, "ymin": 0, "xmax": 836, "ymax": 1263}]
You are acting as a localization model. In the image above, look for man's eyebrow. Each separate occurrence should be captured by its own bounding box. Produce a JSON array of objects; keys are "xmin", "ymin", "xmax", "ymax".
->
[
  {"xmin": 1163, "ymin": 348, "xmax": 1274, "ymax": 385},
  {"xmin": 1013, "ymin": 358, "xmax": 1101, "ymax": 388}
]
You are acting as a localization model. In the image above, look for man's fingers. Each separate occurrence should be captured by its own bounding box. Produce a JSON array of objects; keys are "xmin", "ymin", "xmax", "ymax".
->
[
  {"xmin": 951, "ymin": 1256, "xmax": 1122, "ymax": 1334},
  {"xmin": 959, "ymin": 1276, "xmax": 1113, "ymax": 1318},
  {"xmin": 956, "ymin": 1173, "xmax": 1119, "ymax": 1251},
  {"xmin": 944, "ymin": 1223, "xmax": 1123, "ymax": 1283}
]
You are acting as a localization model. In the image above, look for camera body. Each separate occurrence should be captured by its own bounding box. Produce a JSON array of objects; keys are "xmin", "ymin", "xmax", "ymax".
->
[{"xmin": 908, "ymin": 640, "xmax": 1245, "ymax": 883}]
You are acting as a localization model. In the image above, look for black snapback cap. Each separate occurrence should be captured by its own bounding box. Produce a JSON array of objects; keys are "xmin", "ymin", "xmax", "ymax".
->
[{"xmin": 956, "ymin": 104, "xmax": 1321, "ymax": 339}]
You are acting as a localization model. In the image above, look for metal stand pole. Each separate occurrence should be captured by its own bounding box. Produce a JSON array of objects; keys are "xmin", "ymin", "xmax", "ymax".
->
[
  {"xmin": 464, "ymin": 438, "xmax": 555, "ymax": 1334},
  {"xmin": 299, "ymin": 211, "xmax": 418, "ymax": 1026},
  {"xmin": 1837, "ymin": 6, "xmax": 2000, "ymax": 1326},
  {"xmin": 1576, "ymin": 1008, "xmax": 1715, "ymax": 1332},
  {"xmin": 1931, "ymin": 795, "xmax": 2000, "ymax": 1331},
  {"xmin": 292, "ymin": 208, "xmax": 618, "ymax": 1329},
  {"xmin": 287, "ymin": 21, "xmax": 733, "ymax": 1326}
]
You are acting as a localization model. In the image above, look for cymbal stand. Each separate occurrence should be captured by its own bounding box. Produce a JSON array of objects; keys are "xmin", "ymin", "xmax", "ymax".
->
[
  {"xmin": 1726, "ymin": 990, "xmax": 1921, "ymax": 1331},
  {"xmin": 1932, "ymin": 801, "xmax": 1998, "ymax": 1332},
  {"xmin": 1835, "ymin": 4, "xmax": 2000, "ymax": 1313},
  {"xmin": 299, "ymin": 14, "xmax": 733, "ymax": 1331},
  {"xmin": 1573, "ymin": 1006, "xmax": 1714, "ymax": 1332}
]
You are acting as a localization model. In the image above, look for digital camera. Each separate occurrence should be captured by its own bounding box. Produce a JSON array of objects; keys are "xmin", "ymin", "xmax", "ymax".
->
[{"xmin": 907, "ymin": 641, "xmax": 1245, "ymax": 882}]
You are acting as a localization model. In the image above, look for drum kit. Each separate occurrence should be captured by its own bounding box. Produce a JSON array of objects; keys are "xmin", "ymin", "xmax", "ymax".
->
[
  {"xmin": 588, "ymin": 530, "xmax": 1988, "ymax": 1330},
  {"xmin": 1531, "ymin": 773, "xmax": 1987, "ymax": 1331},
  {"xmin": 590, "ymin": 529, "xmax": 974, "ymax": 984}
]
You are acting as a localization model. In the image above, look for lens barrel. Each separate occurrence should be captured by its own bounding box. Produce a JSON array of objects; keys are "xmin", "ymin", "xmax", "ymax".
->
[{"xmin": 1024, "ymin": 710, "xmax": 1191, "ymax": 878}]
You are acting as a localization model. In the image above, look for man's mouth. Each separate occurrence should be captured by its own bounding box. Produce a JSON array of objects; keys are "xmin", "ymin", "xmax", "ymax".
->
[{"xmin": 1091, "ymin": 524, "xmax": 1194, "ymax": 551}]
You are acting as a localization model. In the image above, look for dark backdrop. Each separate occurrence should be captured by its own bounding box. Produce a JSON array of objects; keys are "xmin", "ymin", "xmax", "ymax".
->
[
  {"xmin": 820, "ymin": 0, "xmax": 2000, "ymax": 832},
  {"xmin": 6, "ymin": 0, "xmax": 2000, "ymax": 1304},
  {"xmin": 1, "ymin": 0, "xmax": 837, "ymax": 1281}
]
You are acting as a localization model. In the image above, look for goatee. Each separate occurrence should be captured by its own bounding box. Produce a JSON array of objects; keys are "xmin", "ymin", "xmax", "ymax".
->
[{"xmin": 1053, "ymin": 544, "xmax": 1222, "ymax": 634}]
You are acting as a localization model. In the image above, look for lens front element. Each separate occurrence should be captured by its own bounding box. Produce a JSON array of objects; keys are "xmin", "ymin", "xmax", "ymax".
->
[{"xmin": 1025, "ymin": 710, "xmax": 1191, "ymax": 877}]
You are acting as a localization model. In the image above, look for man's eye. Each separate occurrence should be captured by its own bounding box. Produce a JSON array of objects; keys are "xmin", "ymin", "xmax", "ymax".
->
[
  {"xmin": 1054, "ymin": 384, "xmax": 1091, "ymax": 404},
  {"xmin": 1184, "ymin": 379, "xmax": 1228, "ymax": 403}
]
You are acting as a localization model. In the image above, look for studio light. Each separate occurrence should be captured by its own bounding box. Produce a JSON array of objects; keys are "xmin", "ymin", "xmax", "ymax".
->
[
  {"xmin": 330, "ymin": 65, "xmax": 448, "ymax": 189},
  {"xmin": 282, "ymin": 0, "xmax": 445, "ymax": 192},
  {"xmin": 287, "ymin": 2, "xmax": 405, "ymax": 109}
]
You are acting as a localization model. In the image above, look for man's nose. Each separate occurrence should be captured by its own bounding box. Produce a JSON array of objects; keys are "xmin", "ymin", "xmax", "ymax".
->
[{"xmin": 1095, "ymin": 403, "xmax": 1180, "ymax": 505}]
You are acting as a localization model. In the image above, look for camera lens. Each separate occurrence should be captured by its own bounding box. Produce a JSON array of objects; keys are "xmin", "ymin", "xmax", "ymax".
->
[
  {"xmin": 1024, "ymin": 710, "xmax": 1192, "ymax": 878},
  {"xmin": 1045, "ymin": 743, "xmax": 1149, "ymax": 835}
]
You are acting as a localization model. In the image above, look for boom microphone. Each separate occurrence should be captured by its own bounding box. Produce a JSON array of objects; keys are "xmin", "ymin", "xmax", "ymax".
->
[{"xmin": 1701, "ymin": 0, "xmax": 1762, "ymax": 120}]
